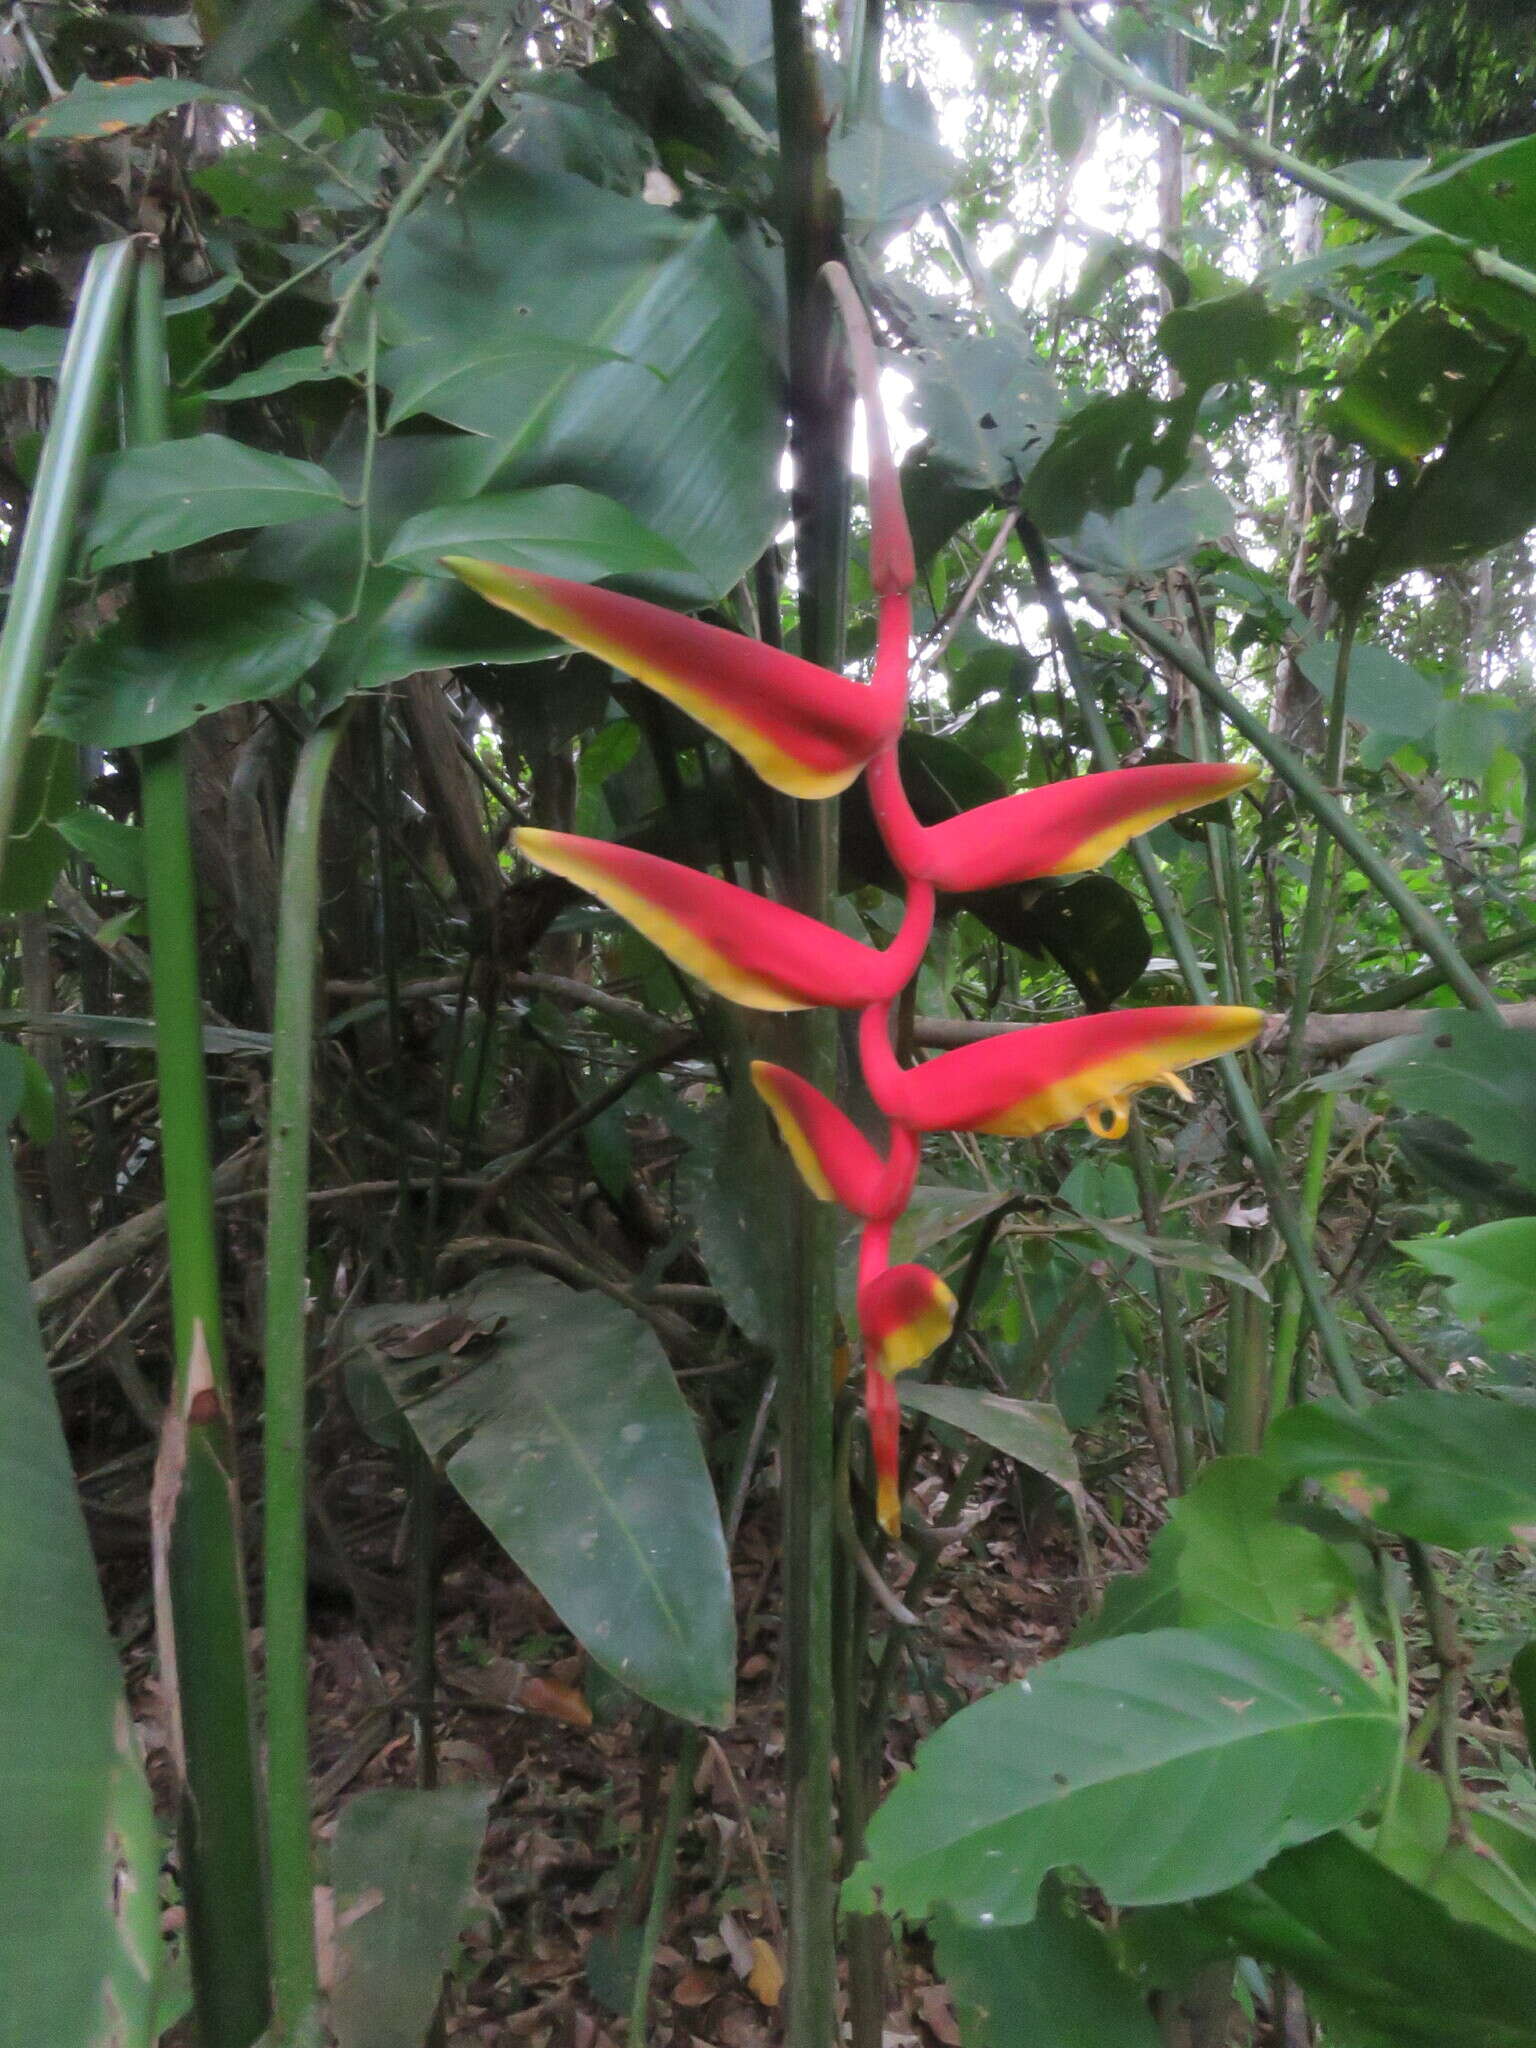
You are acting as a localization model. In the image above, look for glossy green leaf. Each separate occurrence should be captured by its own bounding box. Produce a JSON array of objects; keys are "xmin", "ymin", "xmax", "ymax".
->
[
  {"xmin": 372, "ymin": 162, "xmax": 781, "ymax": 592},
  {"xmin": 1297, "ymin": 640, "xmax": 1442, "ymax": 740},
  {"xmin": 1398, "ymin": 1220, "xmax": 1536, "ymax": 1352},
  {"xmin": 1327, "ymin": 305, "xmax": 1501, "ymax": 460},
  {"xmin": 933, "ymin": 1881, "xmax": 1160, "ymax": 2048},
  {"xmin": 382, "ymin": 486, "xmax": 698, "ymax": 585},
  {"xmin": 1179, "ymin": 1830, "xmax": 1536, "ymax": 2047},
  {"xmin": 1169, "ymin": 1457, "xmax": 1358, "ymax": 1638},
  {"xmin": 1266, "ymin": 1392, "xmax": 1536, "ymax": 1549},
  {"xmin": 380, "ymin": 332, "xmax": 638, "ymax": 437},
  {"xmin": 84, "ymin": 435, "xmax": 346, "ymax": 570},
  {"xmin": 845, "ymin": 1625, "xmax": 1396, "ymax": 1926},
  {"xmin": 56, "ymin": 810, "xmax": 146, "ymax": 899},
  {"xmin": 1071, "ymin": 1548, "xmax": 1183, "ymax": 1648},
  {"xmin": 828, "ymin": 92, "xmax": 957, "ymax": 245},
  {"xmin": 897, "ymin": 1383, "xmax": 1080, "ymax": 1495},
  {"xmin": 203, "ymin": 346, "xmax": 352, "ymax": 402},
  {"xmin": 0, "ymin": 326, "xmax": 67, "ymax": 378},
  {"xmin": 1061, "ymin": 472, "xmax": 1233, "ymax": 579},
  {"xmin": 0, "ymin": 1044, "xmax": 55, "ymax": 1143},
  {"xmin": 353, "ymin": 1272, "xmax": 735, "ymax": 1726},
  {"xmin": 12, "ymin": 74, "xmax": 241, "ymax": 142},
  {"xmin": 329, "ymin": 1787, "xmax": 491, "ymax": 2048},
  {"xmin": 905, "ymin": 322, "xmax": 1064, "ymax": 493},
  {"xmin": 0, "ymin": 1143, "xmax": 159, "ymax": 2048},
  {"xmin": 1158, "ymin": 287, "xmax": 1297, "ymax": 410},
  {"xmin": 43, "ymin": 580, "xmax": 335, "ymax": 748},
  {"xmin": 1318, "ymin": 1014, "xmax": 1536, "ymax": 1194},
  {"xmin": 1371, "ymin": 1769, "xmax": 1536, "ymax": 1953}
]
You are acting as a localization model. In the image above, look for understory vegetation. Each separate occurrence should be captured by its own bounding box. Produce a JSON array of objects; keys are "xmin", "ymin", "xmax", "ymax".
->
[{"xmin": 3, "ymin": 2, "xmax": 1536, "ymax": 2045}]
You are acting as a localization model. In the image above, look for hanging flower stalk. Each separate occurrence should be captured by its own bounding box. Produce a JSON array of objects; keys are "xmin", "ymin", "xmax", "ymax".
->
[{"xmin": 450, "ymin": 267, "xmax": 1260, "ymax": 1538}]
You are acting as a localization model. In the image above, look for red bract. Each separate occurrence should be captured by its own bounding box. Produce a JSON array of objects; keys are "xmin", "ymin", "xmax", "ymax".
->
[
  {"xmin": 444, "ymin": 559, "xmax": 905, "ymax": 800},
  {"xmin": 749, "ymin": 1063, "xmax": 918, "ymax": 1220},
  {"xmin": 860, "ymin": 1002, "xmax": 1263, "ymax": 1141},
  {"xmin": 516, "ymin": 829, "xmax": 934, "ymax": 1012},
  {"xmin": 460, "ymin": 266, "xmax": 1264, "ymax": 1540}
]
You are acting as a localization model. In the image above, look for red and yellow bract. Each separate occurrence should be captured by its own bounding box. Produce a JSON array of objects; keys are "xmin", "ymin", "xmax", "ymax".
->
[{"xmin": 455, "ymin": 266, "xmax": 1264, "ymax": 1540}]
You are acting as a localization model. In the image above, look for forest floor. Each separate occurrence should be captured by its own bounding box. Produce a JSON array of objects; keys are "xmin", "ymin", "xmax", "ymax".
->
[{"xmin": 110, "ymin": 1415, "xmax": 1144, "ymax": 2047}]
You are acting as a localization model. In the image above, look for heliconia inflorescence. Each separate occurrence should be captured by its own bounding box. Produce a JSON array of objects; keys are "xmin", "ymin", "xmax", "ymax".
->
[{"xmin": 449, "ymin": 265, "xmax": 1262, "ymax": 1538}]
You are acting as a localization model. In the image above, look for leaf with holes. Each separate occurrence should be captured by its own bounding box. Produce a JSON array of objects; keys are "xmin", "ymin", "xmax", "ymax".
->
[
  {"xmin": 844, "ymin": 1625, "xmax": 1395, "ymax": 1927},
  {"xmin": 353, "ymin": 1272, "xmax": 734, "ymax": 1725}
]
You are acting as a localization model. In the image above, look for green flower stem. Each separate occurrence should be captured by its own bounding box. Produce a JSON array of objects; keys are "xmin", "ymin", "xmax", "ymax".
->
[
  {"xmin": 0, "ymin": 238, "xmax": 137, "ymax": 867},
  {"xmin": 131, "ymin": 252, "xmax": 273, "ymax": 2046},
  {"xmin": 1127, "ymin": 1111, "xmax": 1198, "ymax": 1486},
  {"xmin": 1055, "ymin": 7, "xmax": 1536, "ymax": 307},
  {"xmin": 1108, "ymin": 596, "xmax": 1502, "ymax": 1022},
  {"xmin": 1019, "ymin": 522, "xmax": 1368, "ymax": 1411},
  {"xmin": 1324, "ymin": 920, "xmax": 1536, "ymax": 1011},
  {"xmin": 263, "ymin": 709, "xmax": 352, "ymax": 2029},
  {"xmin": 1269, "ymin": 1090, "xmax": 1337, "ymax": 1413}
]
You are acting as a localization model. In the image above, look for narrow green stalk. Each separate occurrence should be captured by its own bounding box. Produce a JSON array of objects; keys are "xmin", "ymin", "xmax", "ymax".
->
[
  {"xmin": 1279, "ymin": 617, "xmax": 1358, "ymax": 1098},
  {"xmin": 263, "ymin": 710, "xmax": 352, "ymax": 2029},
  {"xmin": 771, "ymin": 3, "xmax": 848, "ymax": 2038},
  {"xmin": 1270, "ymin": 1091, "xmax": 1336, "ymax": 1413},
  {"xmin": 1108, "ymin": 597, "xmax": 1501, "ymax": 1020},
  {"xmin": 1126, "ymin": 1114, "xmax": 1196, "ymax": 1486},
  {"xmin": 1020, "ymin": 524, "xmax": 1369, "ymax": 1409},
  {"xmin": 1055, "ymin": 7, "xmax": 1536, "ymax": 307},
  {"xmin": 1327, "ymin": 920, "xmax": 1536, "ymax": 1010},
  {"xmin": 0, "ymin": 239, "xmax": 137, "ymax": 865},
  {"xmin": 626, "ymin": 1727, "xmax": 702, "ymax": 2044},
  {"xmin": 132, "ymin": 252, "xmax": 274, "ymax": 2048}
]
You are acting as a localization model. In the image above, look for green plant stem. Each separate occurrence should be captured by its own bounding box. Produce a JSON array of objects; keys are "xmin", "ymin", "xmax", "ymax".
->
[
  {"xmin": 1019, "ymin": 521, "xmax": 1368, "ymax": 1410},
  {"xmin": 132, "ymin": 250, "xmax": 273, "ymax": 2048},
  {"xmin": 1127, "ymin": 1113, "xmax": 1196, "ymax": 1486},
  {"xmin": 771, "ymin": 2, "xmax": 848, "ymax": 2039},
  {"xmin": 1269, "ymin": 1091, "xmax": 1336, "ymax": 1413},
  {"xmin": 1106, "ymin": 597, "xmax": 1501, "ymax": 1020},
  {"xmin": 627, "ymin": 1726, "xmax": 702, "ymax": 2045},
  {"xmin": 1405, "ymin": 1540, "xmax": 1469, "ymax": 1841},
  {"xmin": 0, "ymin": 238, "xmax": 137, "ymax": 866},
  {"xmin": 1055, "ymin": 7, "xmax": 1536, "ymax": 306},
  {"xmin": 325, "ymin": 38, "xmax": 520, "ymax": 356},
  {"xmin": 1325, "ymin": 920, "xmax": 1536, "ymax": 1011},
  {"xmin": 1279, "ymin": 617, "xmax": 1358, "ymax": 1097},
  {"xmin": 263, "ymin": 709, "xmax": 352, "ymax": 2030}
]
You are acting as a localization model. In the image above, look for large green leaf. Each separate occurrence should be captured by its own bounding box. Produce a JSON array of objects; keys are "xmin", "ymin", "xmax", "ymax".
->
[
  {"xmin": 83, "ymin": 436, "xmax": 346, "ymax": 570},
  {"xmin": 896, "ymin": 1383, "xmax": 1080, "ymax": 1495},
  {"xmin": 1060, "ymin": 472, "xmax": 1234, "ymax": 579},
  {"xmin": 353, "ymin": 1272, "xmax": 735, "ymax": 1725},
  {"xmin": 1319, "ymin": 1013, "xmax": 1536, "ymax": 1195},
  {"xmin": 1266, "ymin": 1392, "xmax": 1536, "ymax": 1549},
  {"xmin": 1326, "ymin": 306, "xmax": 1503, "ymax": 461},
  {"xmin": 378, "ymin": 332, "xmax": 637, "ymax": 437},
  {"xmin": 1169, "ymin": 1457, "xmax": 1359, "ymax": 1639},
  {"xmin": 1296, "ymin": 640, "xmax": 1443, "ymax": 741},
  {"xmin": 0, "ymin": 734, "xmax": 75, "ymax": 914},
  {"xmin": 13, "ymin": 74, "xmax": 241, "ymax": 142},
  {"xmin": 1336, "ymin": 351, "xmax": 1536, "ymax": 602},
  {"xmin": 371, "ymin": 161, "xmax": 781, "ymax": 592},
  {"xmin": 905, "ymin": 326, "xmax": 1064, "ymax": 494},
  {"xmin": 1172, "ymin": 1830, "xmax": 1536, "ymax": 2048},
  {"xmin": 382, "ymin": 486, "xmax": 698, "ymax": 586},
  {"xmin": 844, "ymin": 1625, "xmax": 1396, "ymax": 1927},
  {"xmin": 0, "ymin": 1125, "xmax": 159, "ymax": 2047},
  {"xmin": 1399, "ymin": 1219, "xmax": 1536, "ymax": 1353},
  {"xmin": 329, "ymin": 1787, "xmax": 491, "ymax": 2048},
  {"xmin": 42, "ymin": 580, "xmax": 335, "ymax": 747},
  {"xmin": 933, "ymin": 1882, "xmax": 1160, "ymax": 2048},
  {"xmin": 1370, "ymin": 1769, "xmax": 1536, "ymax": 1954}
]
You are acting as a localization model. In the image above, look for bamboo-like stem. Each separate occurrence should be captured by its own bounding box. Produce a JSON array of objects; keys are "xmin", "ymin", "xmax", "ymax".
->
[
  {"xmin": 1279, "ymin": 618, "xmax": 1358, "ymax": 1098},
  {"xmin": 1325, "ymin": 920, "xmax": 1536, "ymax": 1011},
  {"xmin": 129, "ymin": 252, "xmax": 274, "ymax": 2046},
  {"xmin": 1269, "ymin": 1090, "xmax": 1336, "ymax": 1413},
  {"xmin": 1105, "ymin": 597, "xmax": 1501, "ymax": 1020},
  {"xmin": 1055, "ymin": 7, "xmax": 1536, "ymax": 307},
  {"xmin": 771, "ymin": 4, "xmax": 849, "ymax": 2041},
  {"xmin": 1126, "ymin": 1113, "xmax": 1196, "ymax": 1487},
  {"xmin": 0, "ymin": 239, "xmax": 137, "ymax": 866},
  {"xmin": 1018, "ymin": 521, "xmax": 1368, "ymax": 1410},
  {"xmin": 262, "ymin": 710, "xmax": 352, "ymax": 2028}
]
